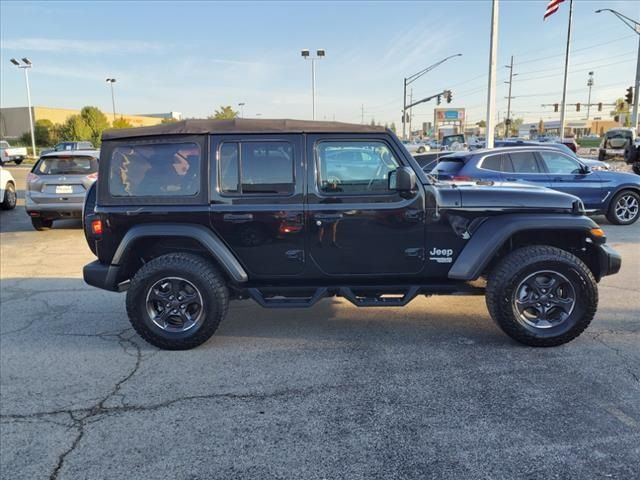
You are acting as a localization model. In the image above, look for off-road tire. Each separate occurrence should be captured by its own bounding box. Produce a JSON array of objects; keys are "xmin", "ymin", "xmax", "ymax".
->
[
  {"xmin": 14, "ymin": 159, "xmax": 23, "ymax": 165},
  {"xmin": 598, "ymin": 150, "xmax": 606, "ymax": 161},
  {"xmin": 606, "ymin": 190, "xmax": 640, "ymax": 225},
  {"xmin": 31, "ymin": 218, "xmax": 53, "ymax": 230},
  {"xmin": 126, "ymin": 253, "xmax": 229, "ymax": 350},
  {"xmin": 632, "ymin": 162, "xmax": 640, "ymax": 176},
  {"xmin": 1, "ymin": 182, "xmax": 16, "ymax": 210},
  {"xmin": 486, "ymin": 245, "xmax": 597, "ymax": 347},
  {"xmin": 624, "ymin": 143, "xmax": 637, "ymax": 165}
]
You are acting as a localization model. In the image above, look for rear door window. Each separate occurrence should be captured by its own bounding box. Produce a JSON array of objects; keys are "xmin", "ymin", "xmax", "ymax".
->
[
  {"xmin": 430, "ymin": 158, "xmax": 466, "ymax": 176},
  {"xmin": 35, "ymin": 156, "xmax": 98, "ymax": 175},
  {"xmin": 218, "ymin": 141, "xmax": 294, "ymax": 195},
  {"xmin": 109, "ymin": 142, "xmax": 201, "ymax": 197},
  {"xmin": 509, "ymin": 152, "xmax": 540, "ymax": 173}
]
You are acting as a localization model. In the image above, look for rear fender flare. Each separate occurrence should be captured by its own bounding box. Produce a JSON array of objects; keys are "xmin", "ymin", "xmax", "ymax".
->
[
  {"xmin": 447, "ymin": 214, "xmax": 599, "ymax": 280},
  {"xmin": 113, "ymin": 223, "xmax": 248, "ymax": 283}
]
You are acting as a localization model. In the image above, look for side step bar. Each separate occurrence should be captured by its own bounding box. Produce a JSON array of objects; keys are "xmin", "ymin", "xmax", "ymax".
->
[
  {"xmin": 338, "ymin": 286, "xmax": 420, "ymax": 307},
  {"xmin": 247, "ymin": 287, "xmax": 328, "ymax": 309}
]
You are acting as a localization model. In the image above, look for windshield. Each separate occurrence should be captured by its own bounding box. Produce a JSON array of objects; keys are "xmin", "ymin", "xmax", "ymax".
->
[{"xmin": 35, "ymin": 156, "xmax": 98, "ymax": 175}]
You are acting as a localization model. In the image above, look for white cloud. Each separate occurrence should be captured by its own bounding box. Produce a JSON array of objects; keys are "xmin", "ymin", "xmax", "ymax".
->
[{"xmin": 1, "ymin": 38, "xmax": 167, "ymax": 54}]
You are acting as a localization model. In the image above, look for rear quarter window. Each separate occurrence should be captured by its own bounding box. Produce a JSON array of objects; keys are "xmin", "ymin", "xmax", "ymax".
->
[{"xmin": 430, "ymin": 158, "xmax": 466, "ymax": 175}]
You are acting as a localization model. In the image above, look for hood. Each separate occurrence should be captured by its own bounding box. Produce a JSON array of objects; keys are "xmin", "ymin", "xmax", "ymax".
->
[{"xmin": 435, "ymin": 180, "xmax": 583, "ymax": 213}]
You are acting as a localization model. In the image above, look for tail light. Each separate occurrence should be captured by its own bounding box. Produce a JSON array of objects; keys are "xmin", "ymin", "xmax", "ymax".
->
[
  {"xmin": 86, "ymin": 172, "xmax": 98, "ymax": 181},
  {"xmin": 27, "ymin": 173, "xmax": 40, "ymax": 183},
  {"xmin": 453, "ymin": 175, "xmax": 472, "ymax": 181},
  {"xmin": 91, "ymin": 219, "xmax": 103, "ymax": 235}
]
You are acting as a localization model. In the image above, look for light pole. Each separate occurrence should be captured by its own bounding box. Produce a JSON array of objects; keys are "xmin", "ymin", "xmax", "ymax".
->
[
  {"xmin": 586, "ymin": 71, "xmax": 594, "ymax": 120},
  {"xmin": 10, "ymin": 58, "xmax": 36, "ymax": 157},
  {"xmin": 238, "ymin": 102, "xmax": 245, "ymax": 118},
  {"xmin": 402, "ymin": 53, "xmax": 462, "ymax": 140},
  {"xmin": 595, "ymin": 8, "xmax": 639, "ymax": 130},
  {"xmin": 105, "ymin": 78, "xmax": 117, "ymax": 122},
  {"xmin": 301, "ymin": 49, "xmax": 325, "ymax": 120}
]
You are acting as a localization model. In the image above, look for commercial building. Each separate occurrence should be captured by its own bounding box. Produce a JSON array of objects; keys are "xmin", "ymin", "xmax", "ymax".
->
[
  {"xmin": 0, "ymin": 106, "xmax": 170, "ymax": 139},
  {"xmin": 518, "ymin": 119, "xmax": 620, "ymax": 139}
]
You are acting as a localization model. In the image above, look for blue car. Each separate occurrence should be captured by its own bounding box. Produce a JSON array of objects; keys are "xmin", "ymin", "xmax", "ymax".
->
[{"xmin": 430, "ymin": 146, "xmax": 640, "ymax": 225}]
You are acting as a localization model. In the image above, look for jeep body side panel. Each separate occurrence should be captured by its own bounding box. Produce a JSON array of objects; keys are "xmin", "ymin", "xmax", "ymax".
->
[
  {"xmin": 448, "ymin": 213, "xmax": 599, "ymax": 280},
  {"xmin": 208, "ymin": 134, "xmax": 306, "ymax": 278}
]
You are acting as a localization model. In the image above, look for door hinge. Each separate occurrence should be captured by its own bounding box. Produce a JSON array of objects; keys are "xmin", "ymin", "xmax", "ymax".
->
[
  {"xmin": 404, "ymin": 247, "xmax": 425, "ymax": 260},
  {"xmin": 285, "ymin": 249, "xmax": 304, "ymax": 262}
]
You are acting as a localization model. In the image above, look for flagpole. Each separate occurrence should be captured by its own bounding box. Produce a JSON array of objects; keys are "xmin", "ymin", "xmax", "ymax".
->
[
  {"xmin": 559, "ymin": 0, "xmax": 573, "ymax": 139},
  {"xmin": 485, "ymin": 0, "xmax": 499, "ymax": 148}
]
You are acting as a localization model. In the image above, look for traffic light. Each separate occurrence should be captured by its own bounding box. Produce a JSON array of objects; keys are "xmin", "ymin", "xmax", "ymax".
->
[
  {"xmin": 437, "ymin": 95, "xmax": 441, "ymax": 105},
  {"xmin": 576, "ymin": 103, "xmax": 580, "ymax": 112},
  {"xmin": 445, "ymin": 90, "xmax": 452, "ymax": 103},
  {"xmin": 625, "ymin": 86, "xmax": 634, "ymax": 105},
  {"xmin": 597, "ymin": 102, "xmax": 602, "ymax": 112},
  {"xmin": 554, "ymin": 103, "xmax": 559, "ymax": 112}
]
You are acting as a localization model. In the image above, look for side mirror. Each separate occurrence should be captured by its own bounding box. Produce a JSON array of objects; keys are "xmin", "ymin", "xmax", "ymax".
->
[
  {"xmin": 581, "ymin": 164, "xmax": 592, "ymax": 174},
  {"xmin": 389, "ymin": 166, "xmax": 416, "ymax": 192}
]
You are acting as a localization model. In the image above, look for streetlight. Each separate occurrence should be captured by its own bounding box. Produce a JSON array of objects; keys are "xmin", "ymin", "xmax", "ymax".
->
[
  {"xmin": 301, "ymin": 48, "xmax": 325, "ymax": 120},
  {"xmin": 105, "ymin": 78, "xmax": 117, "ymax": 122},
  {"xmin": 595, "ymin": 8, "xmax": 640, "ymax": 129},
  {"xmin": 238, "ymin": 102, "xmax": 245, "ymax": 118},
  {"xmin": 402, "ymin": 53, "xmax": 462, "ymax": 139},
  {"xmin": 586, "ymin": 71, "xmax": 594, "ymax": 120},
  {"xmin": 10, "ymin": 58, "xmax": 36, "ymax": 157}
]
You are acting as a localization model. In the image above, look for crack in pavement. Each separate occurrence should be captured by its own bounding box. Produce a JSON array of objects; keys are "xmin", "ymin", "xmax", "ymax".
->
[{"xmin": 590, "ymin": 331, "xmax": 640, "ymax": 384}]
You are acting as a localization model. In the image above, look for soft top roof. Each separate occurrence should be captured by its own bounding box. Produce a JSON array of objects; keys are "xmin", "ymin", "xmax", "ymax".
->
[{"xmin": 102, "ymin": 118, "xmax": 387, "ymax": 140}]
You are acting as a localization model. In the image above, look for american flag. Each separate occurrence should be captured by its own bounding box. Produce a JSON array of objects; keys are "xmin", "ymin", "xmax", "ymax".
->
[{"xmin": 544, "ymin": 0, "xmax": 565, "ymax": 20}]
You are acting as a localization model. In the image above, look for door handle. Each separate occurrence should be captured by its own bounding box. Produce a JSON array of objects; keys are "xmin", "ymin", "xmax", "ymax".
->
[
  {"xmin": 505, "ymin": 178, "xmax": 517, "ymax": 182},
  {"xmin": 223, "ymin": 213, "xmax": 253, "ymax": 223}
]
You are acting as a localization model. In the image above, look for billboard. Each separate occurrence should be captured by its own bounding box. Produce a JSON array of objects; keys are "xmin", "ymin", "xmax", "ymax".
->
[{"xmin": 435, "ymin": 108, "xmax": 465, "ymax": 121}]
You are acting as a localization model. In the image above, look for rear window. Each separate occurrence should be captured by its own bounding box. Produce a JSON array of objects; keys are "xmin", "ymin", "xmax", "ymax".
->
[
  {"xmin": 109, "ymin": 142, "xmax": 200, "ymax": 197},
  {"xmin": 431, "ymin": 158, "xmax": 465, "ymax": 175},
  {"xmin": 35, "ymin": 156, "xmax": 98, "ymax": 175}
]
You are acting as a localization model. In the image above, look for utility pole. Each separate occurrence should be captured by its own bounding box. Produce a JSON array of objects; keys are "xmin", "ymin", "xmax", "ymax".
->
[
  {"xmin": 586, "ymin": 71, "xmax": 594, "ymax": 120},
  {"xmin": 485, "ymin": 0, "xmax": 499, "ymax": 148},
  {"xmin": 504, "ymin": 55, "xmax": 517, "ymax": 137},
  {"xmin": 402, "ymin": 78, "xmax": 407, "ymax": 139},
  {"xmin": 409, "ymin": 89, "xmax": 413, "ymax": 139}
]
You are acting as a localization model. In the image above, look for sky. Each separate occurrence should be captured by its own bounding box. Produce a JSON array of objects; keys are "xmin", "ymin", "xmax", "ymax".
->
[{"xmin": 1, "ymin": 0, "xmax": 638, "ymax": 127}]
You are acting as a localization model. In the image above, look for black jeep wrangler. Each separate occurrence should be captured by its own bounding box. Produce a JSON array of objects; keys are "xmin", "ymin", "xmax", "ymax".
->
[{"xmin": 82, "ymin": 119, "xmax": 621, "ymax": 350}]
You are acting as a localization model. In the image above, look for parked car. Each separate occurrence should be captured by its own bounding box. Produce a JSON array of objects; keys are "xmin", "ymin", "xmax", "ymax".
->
[
  {"xmin": 430, "ymin": 146, "xmax": 640, "ymax": 225},
  {"xmin": 599, "ymin": 128, "xmax": 635, "ymax": 161},
  {"xmin": 0, "ymin": 166, "xmax": 17, "ymax": 210},
  {"xmin": 401, "ymin": 140, "xmax": 430, "ymax": 154},
  {"xmin": 623, "ymin": 136, "xmax": 640, "ymax": 175},
  {"xmin": 40, "ymin": 141, "xmax": 95, "ymax": 156},
  {"xmin": 493, "ymin": 140, "xmax": 610, "ymax": 170},
  {"xmin": 0, "ymin": 141, "xmax": 28, "ymax": 165},
  {"xmin": 82, "ymin": 118, "xmax": 620, "ymax": 350},
  {"xmin": 25, "ymin": 150, "xmax": 99, "ymax": 230}
]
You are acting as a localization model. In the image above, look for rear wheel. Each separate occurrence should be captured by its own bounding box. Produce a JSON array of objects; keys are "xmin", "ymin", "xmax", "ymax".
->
[
  {"xmin": 598, "ymin": 150, "xmax": 606, "ymax": 161},
  {"xmin": 31, "ymin": 218, "xmax": 53, "ymax": 231},
  {"xmin": 606, "ymin": 190, "xmax": 640, "ymax": 225},
  {"xmin": 14, "ymin": 159, "xmax": 23, "ymax": 165},
  {"xmin": 1, "ymin": 183, "xmax": 16, "ymax": 210},
  {"xmin": 126, "ymin": 253, "xmax": 229, "ymax": 350},
  {"xmin": 486, "ymin": 245, "xmax": 597, "ymax": 347}
]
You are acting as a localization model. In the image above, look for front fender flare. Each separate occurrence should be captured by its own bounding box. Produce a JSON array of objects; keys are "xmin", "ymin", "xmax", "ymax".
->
[{"xmin": 447, "ymin": 214, "xmax": 599, "ymax": 280}]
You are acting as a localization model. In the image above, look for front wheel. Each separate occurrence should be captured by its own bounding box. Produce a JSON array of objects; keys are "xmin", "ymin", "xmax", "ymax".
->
[
  {"xmin": 606, "ymin": 190, "xmax": 640, "ymax": 225},
  {"xmin": 486, "ymin": 245, "xmax": 598, "ymax": 347},
  {"xmin": 126, "ymin": 253, "xmax": 229, "ymax": 350}
]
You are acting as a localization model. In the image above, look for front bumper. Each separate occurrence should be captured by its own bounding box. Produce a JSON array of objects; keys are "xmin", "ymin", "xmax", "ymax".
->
[
  {"xmin": 83, "ymin": 260, "xmax": 122, "ymax": 292},
  {"xmin": 597, "ymin": 244, "xmax": 621, "ymax": 279}
]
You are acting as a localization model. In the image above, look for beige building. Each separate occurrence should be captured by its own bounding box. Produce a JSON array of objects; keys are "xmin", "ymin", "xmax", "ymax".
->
[{"xmin": 0, "ymin": 106, "xmax": 167, "ymax": 139}]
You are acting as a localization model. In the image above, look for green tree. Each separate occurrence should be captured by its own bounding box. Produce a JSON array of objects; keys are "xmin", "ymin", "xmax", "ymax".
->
[
  {"xmin": 476, "ymin": 120, "xmax": 486, "ymax": 128},
  {"xmin": 537, "ymin": 119, "xmax": 545, "ymax": 135},
  {"xmin": 510, "ymin": 118, "xmax": 523, "ymax": 136},
  {"xmin": 390, "ymin": 122, "xmax": 397, "ymax": 133},
  {"xmin": 112, "ymin": 117, "xmax": 134, "ymax": 129},
  {"xmin": 209, "ymin": 106, "xmax": 239, "ymax": 120},
  {"xmin": 161, "ymin": 117, "xmax": 178, "ymax": 124},
  {"xmin": 370, "ymin": 118, "xmax": 376, "ymax": 126},
  {"xmin": 59, "ymin": 115, "xmax": 92, "ymax": 142},
  {"xmin": 79, "ymin": 106, "xmax": 109, "ymax": 145}
]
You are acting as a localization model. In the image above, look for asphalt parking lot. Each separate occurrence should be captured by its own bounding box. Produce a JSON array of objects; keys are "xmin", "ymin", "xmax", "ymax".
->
[{"xmin": 1, "ymin": 165, "xmax": 639, "ymax": 480}]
